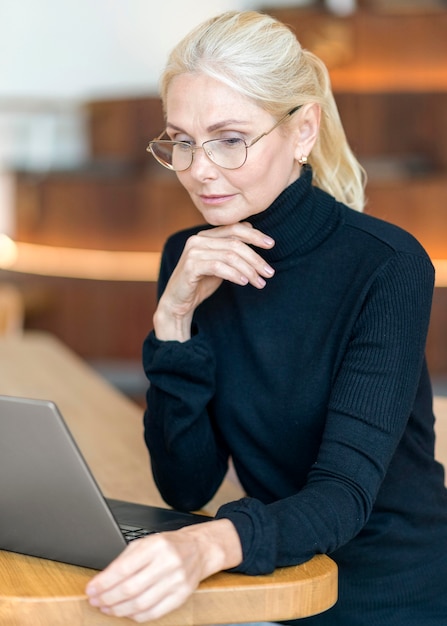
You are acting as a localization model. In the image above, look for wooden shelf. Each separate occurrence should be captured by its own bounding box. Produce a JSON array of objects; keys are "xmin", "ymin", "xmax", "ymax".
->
[{"xmin": 267, "ymin": 7, "xmax": 447, "ymax": 92}]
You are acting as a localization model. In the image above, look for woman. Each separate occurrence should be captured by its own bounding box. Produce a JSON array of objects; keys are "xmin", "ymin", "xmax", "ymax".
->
[{"xmin": 86, "ymin": 11, "xmax": 447, "ymax": 624}]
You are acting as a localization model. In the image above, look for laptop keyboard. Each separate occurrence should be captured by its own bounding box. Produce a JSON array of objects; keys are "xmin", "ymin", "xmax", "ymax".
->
[{"xmin": 120, "ymin": 524, "xmax": 154, "ymax": 542}]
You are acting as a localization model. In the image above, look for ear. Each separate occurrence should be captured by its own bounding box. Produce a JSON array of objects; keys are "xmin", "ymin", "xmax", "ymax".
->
[{"xmin": 293, "ymin": 103, "xmax": 321, "ymax": 161}]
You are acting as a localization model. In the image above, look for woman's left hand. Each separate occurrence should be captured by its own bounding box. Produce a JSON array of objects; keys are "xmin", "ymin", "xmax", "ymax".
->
[{"xmin": 85, "ymin": 518, "xmax": 242, "ymax": 623}]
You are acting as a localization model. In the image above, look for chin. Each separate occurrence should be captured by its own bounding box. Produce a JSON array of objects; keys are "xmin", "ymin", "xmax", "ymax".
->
[{"xmin": 197, "ymin": 207, "xmax": 240, "ymax": 227}]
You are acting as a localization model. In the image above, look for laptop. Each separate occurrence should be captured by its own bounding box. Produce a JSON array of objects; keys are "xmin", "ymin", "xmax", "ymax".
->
[{"xmin": 0, "ymin": 394, "xmax": 209, "ymax": 570}]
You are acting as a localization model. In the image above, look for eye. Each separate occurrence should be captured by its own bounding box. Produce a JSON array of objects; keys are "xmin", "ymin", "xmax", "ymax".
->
[
  {"xmin": 175, "ymin": 137, "xmax": 194, "ymax": 146},
  {"xmin": 167, "ymin": 130, "xmax": 193, "ymax": 144},
  {"xmin": 218, "ymin": 137, "xmax": 245, "ymax": 149},
  {"xmin": 175, "ymin": 142, "xmax": 192, "ymax": 153}
]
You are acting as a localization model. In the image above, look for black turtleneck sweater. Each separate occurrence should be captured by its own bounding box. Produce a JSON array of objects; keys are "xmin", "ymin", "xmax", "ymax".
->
[{"xmin": 143, "ymin": 167, "xmax": 447, "ymax": 624}]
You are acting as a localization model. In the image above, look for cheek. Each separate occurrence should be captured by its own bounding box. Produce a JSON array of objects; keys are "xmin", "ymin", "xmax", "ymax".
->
[{"xmin": 240, "ymin": 159, "xmax": 294, "ymax": 205}]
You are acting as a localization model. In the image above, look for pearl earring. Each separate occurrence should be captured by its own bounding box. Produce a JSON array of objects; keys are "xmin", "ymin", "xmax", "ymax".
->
[{"xmin": 298, "ymin": 155, "xmax": 308, "ymax": 166}]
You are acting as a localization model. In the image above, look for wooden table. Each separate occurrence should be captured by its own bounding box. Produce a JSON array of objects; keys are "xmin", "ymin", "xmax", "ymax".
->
[{"xmin": 0, "ymin": 331, "xmax": 338, "ymax": 625}]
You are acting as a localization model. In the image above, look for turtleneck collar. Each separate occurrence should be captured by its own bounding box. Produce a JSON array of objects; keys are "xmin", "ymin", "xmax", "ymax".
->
[{"xmin": 246, "ymin": 166, "xmax": 340, "ymax": 263}]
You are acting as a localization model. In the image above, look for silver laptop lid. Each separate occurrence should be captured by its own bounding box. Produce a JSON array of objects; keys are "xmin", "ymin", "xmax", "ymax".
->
[{"xmin": 0, "ymin": 394, "xmax": 127, "ymax": 570}]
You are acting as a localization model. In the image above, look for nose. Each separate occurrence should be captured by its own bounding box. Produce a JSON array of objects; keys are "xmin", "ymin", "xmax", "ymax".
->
[{"xmin": 189, "ymin": 146, "xmax": 218, "ymax": 179}]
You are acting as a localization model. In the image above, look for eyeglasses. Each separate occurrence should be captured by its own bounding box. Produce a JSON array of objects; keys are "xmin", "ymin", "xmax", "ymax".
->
[{"xmin": 146, "ymin": 106, "xmax": 301, "ymax": 172}]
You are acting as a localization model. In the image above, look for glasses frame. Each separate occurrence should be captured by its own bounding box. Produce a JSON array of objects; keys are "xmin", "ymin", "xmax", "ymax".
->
[{"xmin": 146, "ymin": 105, "xmax": 302, "ymax": 172}]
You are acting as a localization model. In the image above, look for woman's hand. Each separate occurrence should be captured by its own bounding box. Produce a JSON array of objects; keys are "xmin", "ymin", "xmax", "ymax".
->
[
  {"xmin": 154, "ymin": 222, "xmax": 275, "ymax": 342},
  {"xmin": 86, "ymin": 518, "xmax": 242, "ymax": 623}
]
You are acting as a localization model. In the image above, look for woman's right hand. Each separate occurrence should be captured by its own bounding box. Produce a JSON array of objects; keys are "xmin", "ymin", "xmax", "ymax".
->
[
  {"xmin": 153, "ymin": 221, "xmax": 275, "ymax": 342},
  {"xmin": 86, "ymin": 518, "xmax": 243, "ymax": 623}
]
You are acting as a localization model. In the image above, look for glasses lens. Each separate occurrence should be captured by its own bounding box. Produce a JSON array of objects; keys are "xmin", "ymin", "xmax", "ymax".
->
[
  {"xmin": 149, "ymin": 141, "xmax": 192, "ymax": 171},
  {"xmin": 205, "ymin": 138, "xmax": 247, "ymax": 169},
  {"xmin": 148, "ymin": 138, "xmax": 247, "ymax": 170}
]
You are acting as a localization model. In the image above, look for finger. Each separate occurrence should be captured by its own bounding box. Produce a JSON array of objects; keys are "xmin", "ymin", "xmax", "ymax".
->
[
  {"xmin": 186, "ymin": 235, "xmax": 276, "ymax": 283},
  {"xmin": 130, "ymin": 585, "xmax": 195, "ymax": 623},
  {"xmin": 185, "ymin": 235, "xmax": 273, "ymax": 276},
  {"xmin": 97, "ymin": 572, "xmax": 193, "ymax": 621},
  {"xmin": 89, "ymin": 561, "xmax": 159, "ymax": 609},
  {"xmin": 194, "ymin": 255, "xmax": 271, "ymax": 289},
  {"xmin": 198, "ymin": 222, "xmax": 275, "ymax": 250},
  {"xmin": 93, "ymin": 569, "xmax": 165, "ymax": 615},
  {"xmin": 86, "ymin": 537, "xmax": 158, "ymax": 596}
]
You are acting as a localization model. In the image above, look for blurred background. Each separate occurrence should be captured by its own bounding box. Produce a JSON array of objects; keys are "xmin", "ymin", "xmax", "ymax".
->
[{"xmin": 1, "ymin": 0, "xmax": 447, "ymax": 403}]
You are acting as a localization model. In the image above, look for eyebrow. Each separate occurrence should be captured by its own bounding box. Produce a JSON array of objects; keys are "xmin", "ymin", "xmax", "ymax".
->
[{"xmin": 166, "ymin": 119, "xmax": 252, "ymax": 134}]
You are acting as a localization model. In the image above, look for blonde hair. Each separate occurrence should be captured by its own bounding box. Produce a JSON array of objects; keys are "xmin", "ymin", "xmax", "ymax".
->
[{"xmin": 160, "ymin": 11, "xmax": 366, "ymax": 212}]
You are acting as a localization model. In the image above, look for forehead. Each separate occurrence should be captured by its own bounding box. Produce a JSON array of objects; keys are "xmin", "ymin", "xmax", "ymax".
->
[{"xmin": 165, "ymin": 73, "xmax": 266, "ymax": 127}]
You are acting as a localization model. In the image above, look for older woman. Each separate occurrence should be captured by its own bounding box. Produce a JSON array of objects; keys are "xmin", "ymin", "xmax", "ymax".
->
[{"xmin": 87, "ymin": 11, "xmax": 447, "ymax": 625}]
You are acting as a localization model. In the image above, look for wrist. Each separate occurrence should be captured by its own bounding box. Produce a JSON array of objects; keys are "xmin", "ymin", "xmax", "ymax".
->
[
  {"xmin": 179, "ymin": 519, "xmax": 243, "ymax": 579},
  {"xmin": 153, "ymin": 304, "xmax": 193, "ymax": 342}
]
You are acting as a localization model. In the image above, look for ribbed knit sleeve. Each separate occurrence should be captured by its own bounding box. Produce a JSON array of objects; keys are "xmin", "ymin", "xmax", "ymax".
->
[
  {"xmin": 329, "ymin": 252, "xmax": 434, "ymax": 432},
  {"xmin": 143, "ymin": 331, "xmax": 230, "ymax": 511}
]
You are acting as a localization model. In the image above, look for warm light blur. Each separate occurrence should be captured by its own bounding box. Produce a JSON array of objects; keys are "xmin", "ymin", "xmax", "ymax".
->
[
  {"xmin": 0, "ymin": 235, "xmax": 446, "ymax": 287},
  {"xmin": 0, "ymin": 238, "xmax": 161, "ymax": 281},
  {"xmin": 0, "ymin": 234, "xmax": 18, "ymax": 267},
  {"xmin": 435, "ymin": 260, "xmax": 447, "ymax": 288}
]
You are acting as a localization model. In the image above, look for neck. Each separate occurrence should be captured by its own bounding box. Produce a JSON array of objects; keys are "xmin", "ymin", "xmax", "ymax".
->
[{"xmin": 246, "ymin": 166, "xmax": 339, "ymax": 263}]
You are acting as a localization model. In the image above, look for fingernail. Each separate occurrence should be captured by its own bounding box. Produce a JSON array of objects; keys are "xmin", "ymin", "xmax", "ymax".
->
[
  {"xmin": 264, "ymin": 265, "xmax": 275, "ymax": 276},
  {"xmin": 263, "ymin": 236, "xmax": 275, "ymax": 246}
]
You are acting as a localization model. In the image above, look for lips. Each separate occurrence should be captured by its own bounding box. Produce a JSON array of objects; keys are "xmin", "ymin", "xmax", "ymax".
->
[{"xmin": 199, "ymin": 193, "xmax": 236, "ymax": 205}]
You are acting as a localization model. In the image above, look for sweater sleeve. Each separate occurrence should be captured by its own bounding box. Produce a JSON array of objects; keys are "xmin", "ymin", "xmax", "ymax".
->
[
  {"xmin": 216, "ymin": 252, "xmax": 435, "ymax": 574},
  {"xmin": 143, "ymin": 331, "xmax": 231, "ymax": 511}
]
